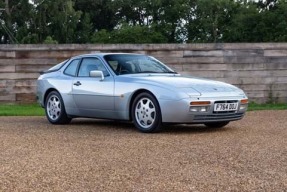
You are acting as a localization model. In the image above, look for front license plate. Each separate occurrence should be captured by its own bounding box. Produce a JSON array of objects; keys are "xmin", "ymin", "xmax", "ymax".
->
[{"xmin": 214, "ymin": 103, "xmax": 238, "ymax": 112}]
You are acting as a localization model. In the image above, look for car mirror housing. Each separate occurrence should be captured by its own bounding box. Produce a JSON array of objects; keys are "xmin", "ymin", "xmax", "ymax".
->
[{"xmin": 90, "ymin": 70, "xmax": 104, "ymax": 81}]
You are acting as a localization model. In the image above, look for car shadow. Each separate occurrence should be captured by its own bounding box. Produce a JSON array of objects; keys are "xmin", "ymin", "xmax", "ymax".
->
[
  {"xmin": 66, "ymin": 118, "xmax": 135, "ymax": 131},
  {"xmin": 67, "ymin": 118, "xmax": 234, "ymax": 134},
  {"xmin": 162, "ymin": 124, "xmax": 232, "ymax": 134}
]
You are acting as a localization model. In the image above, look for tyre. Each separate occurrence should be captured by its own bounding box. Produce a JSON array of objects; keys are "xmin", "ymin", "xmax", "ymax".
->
[
  {"xmin": 204, "ymin": 121, "xmax": 229, "ymax": 128},
  {"xmin": 131, "ymin": 92, "xmax": 162, "ymax": 133},
  {"xmin": 45, "ymin": 91, "xmax": 71, "ymax": 124}
]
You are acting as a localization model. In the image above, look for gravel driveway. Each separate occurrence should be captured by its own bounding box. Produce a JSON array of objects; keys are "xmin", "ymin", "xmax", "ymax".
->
[{"xmin": 0, "ymin": 111, "xmax": 286, "ymax": 191}]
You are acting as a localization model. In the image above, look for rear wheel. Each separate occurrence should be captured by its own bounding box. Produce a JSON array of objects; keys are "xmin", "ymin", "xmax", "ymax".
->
[
  {"xmin": 132, "ymin": 92, "xmax": 162, "ymax": 133},
  {"xmin": 204, "ymin": 121, "xmax": 229, "ymax": 128},
  {"xmin": 45, "ymin": 91, "xmax": 71, "ymax": 124}
]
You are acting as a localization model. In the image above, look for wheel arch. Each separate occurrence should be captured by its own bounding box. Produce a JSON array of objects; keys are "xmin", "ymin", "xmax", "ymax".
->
[
  {"xmin": 43, "ymin": 88, "xmax": 60, "ymax": 105},
  {"xmin": 129, "ymin": 89, "xmax": 161, "ymax": 121},
  {"xmin": 43, "ymin": 88, "xmax": 72, "ymax": 124}
]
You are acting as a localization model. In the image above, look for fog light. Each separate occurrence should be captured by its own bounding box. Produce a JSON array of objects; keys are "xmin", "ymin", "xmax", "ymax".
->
[
  {"xmin": 190, "ymin": 107, "xmax": 199, "ymax": 112},
  {"xmin": 200, "ymin": 107, "xmax": 207, "ymax": 112},
  {"xmin": 190, "ymin": 106, "xmax": 208, "ymax": 112},
  {"xmin": 240, "ymin": 104, "xmax": 248, "ymax": 111}
]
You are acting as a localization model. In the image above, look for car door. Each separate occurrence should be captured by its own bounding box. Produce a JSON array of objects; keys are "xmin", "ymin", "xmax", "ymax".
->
[{"xmin": 72, "ymin": 57, "xmax": 115, "ymax": 117}]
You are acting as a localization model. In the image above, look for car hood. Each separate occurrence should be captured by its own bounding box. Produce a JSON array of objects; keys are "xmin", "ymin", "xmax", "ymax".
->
[{"xmin": 124, "ymin": 74, "xmax": 245, "ymax": 97}]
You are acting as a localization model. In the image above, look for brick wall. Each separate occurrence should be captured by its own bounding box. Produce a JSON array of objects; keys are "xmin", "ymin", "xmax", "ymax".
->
[{"xmin": 1, "ymin": 43, "xmax": 287, "ymax": 103}]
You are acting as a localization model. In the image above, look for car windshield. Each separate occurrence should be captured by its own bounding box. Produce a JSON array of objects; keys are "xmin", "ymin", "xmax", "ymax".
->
[{"xmin": 104, "ymin": 54, "xmax": 176, "ymax": 75}]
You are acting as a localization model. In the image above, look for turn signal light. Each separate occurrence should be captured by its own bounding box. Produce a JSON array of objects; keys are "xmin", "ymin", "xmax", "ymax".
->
[
  {"xmin": 190, "ymin": 101, "xmax": 211, "ymax": 106},
  {"xmin": 240, "ymin": 99, "xmax": 248, "ymax": 104}
]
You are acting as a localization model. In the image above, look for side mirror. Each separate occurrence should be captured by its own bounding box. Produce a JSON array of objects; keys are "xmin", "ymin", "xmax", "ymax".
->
[{"xmin": 90, "ymin": 70, "xmax": 104, "ymax": 81}]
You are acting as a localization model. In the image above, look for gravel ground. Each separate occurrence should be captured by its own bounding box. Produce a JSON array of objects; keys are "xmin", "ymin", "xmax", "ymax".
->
[{"xmin": 0, "ymin": 111, "xmax": 286, "ymax": 192}]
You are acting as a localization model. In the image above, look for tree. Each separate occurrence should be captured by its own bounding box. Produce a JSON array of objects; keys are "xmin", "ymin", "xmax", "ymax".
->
[
  {"xmin": 186, "ymin": 0, "xmax": 240, "ymax": 43},
  {"xmin": 1, "ymin": 0, "xmax": 287, "ymax": 44},
  {"xmin": 43, "ymin": 36, "xmax": 58, "ymax": 44},
  {"xmin": 222, "ymin": 1, "xmax": 263, "ymax": 42},
  {"xmin": 261, "ymin": 0, "xmax": 287, "ymax": 42},
  {"xmin": 75, "ymin": 0, "xmax": 118, "ymax": 32},
  {"xmin": 114, "ymin": 0, "xmax": 191, "ymax": 43},
  {"xmin": 0, "ymin": 0, "xmax": 34, "ymax": 43},
  {"xmin": 28, "ymin": 0, "xmax": 82, "ymax": 43},
  {"xmin": 91, "ymin": 23, "xmax": 167, "ymax": 43},
  {"xmin": 223, "ymin": 0, "xmax": 287, "ymax": 42},
  {"xmin": 75, "ymin": 13, "xmax": 93, "ymax": 43}
]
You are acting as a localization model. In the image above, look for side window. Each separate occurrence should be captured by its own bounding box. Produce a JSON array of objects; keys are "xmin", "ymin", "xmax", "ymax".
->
[
  {"xmin": 78, "ymin": 58, "xmax": 109, "ymax": 77},
  {"xmin": 64, "ymin": 59, "xmax": 80, "ymax": 76}
]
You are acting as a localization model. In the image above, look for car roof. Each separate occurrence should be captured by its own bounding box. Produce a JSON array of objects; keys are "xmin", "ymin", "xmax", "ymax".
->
[{"xmin": 71, "ymin": 53, "xmax": 146, "ymax": 60}]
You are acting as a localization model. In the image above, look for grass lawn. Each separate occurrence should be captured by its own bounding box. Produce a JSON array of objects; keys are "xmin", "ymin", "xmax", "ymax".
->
[
  {"xmin": 248, "ymin": 102, "xmax": 287, "ymax": 111},
  {"xmin": 0, "ymin": 102, "xmax": 286, "ymax": 116},
  {"xmin": 0, "ymin": 103, "xmax": 45, "ymax": 116}
]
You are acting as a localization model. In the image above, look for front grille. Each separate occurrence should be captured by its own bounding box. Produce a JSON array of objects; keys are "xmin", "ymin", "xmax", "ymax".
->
[
  {"xmin": 213, "ymin": 111, "xmax": 237, "ymax": 114},
  {"xmin": 193, "ymin": 112, "xmax": 244, "ymax": 122},
  {"xmin": 214, "ymin": 100, "xmax": 238, "ymax": 104}
]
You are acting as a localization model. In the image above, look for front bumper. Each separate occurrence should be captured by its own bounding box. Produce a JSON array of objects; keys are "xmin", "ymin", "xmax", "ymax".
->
[
  {"xmin": 192, "ymin": 112, "xmax": 245, "ymax": 123},
  {"xmin": 159, "ymin": 97, "xmax": 248, "ymax": 123}
]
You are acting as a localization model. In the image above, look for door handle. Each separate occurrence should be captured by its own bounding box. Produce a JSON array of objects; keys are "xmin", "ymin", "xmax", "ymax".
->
[{"xmin": 73, "ymin": 81, "xmax": 82, "ymax": 86}]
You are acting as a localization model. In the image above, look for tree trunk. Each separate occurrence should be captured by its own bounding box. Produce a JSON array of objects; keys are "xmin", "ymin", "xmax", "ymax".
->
[
  {"xmin": 5, "ymin": 0, "xmax": 13, "ymax": 43},
  {"xmin": 5, "ymin": 0, "xmax": 11, "ymax": 25}
]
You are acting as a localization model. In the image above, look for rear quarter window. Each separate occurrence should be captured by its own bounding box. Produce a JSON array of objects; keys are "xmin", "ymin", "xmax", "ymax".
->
[
  {"xmin": 41, "ymin": 60, "xmax": 69, "ymax": 74},
  {"xmin": 64, "ymin": 59, "xmax": 80, "ymax": 76}
]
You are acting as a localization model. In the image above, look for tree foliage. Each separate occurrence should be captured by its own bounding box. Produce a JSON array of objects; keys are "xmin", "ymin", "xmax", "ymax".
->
[{"xmin": 1, "ymin": 0, "xmax": 287, "ymax": 44}]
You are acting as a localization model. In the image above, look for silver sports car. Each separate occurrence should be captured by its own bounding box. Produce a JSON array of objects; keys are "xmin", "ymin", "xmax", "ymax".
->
[{"xmin": 37, "ymin": 53, "xmax": 248, "ymax": 133}]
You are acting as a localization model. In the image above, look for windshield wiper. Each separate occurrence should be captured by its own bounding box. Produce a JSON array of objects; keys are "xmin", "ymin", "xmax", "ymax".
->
[
  {"xmin": 138, "ymin": 71, "xmax": 160, "ymax": 73},
  {"xmin": 165, "ymin": 71, "xmax": 178, "ymax": 74},
  {"xmin": 138, "ymin": 71, "xmax": 177, "ymax": 74}
]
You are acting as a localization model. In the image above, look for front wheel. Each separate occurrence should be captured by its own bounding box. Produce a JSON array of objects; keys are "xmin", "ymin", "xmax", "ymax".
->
[
  {"xmin": 131, "ymin": 92, "xmax": 162, "ymax": 133},
  {"xmin": 204, "ymin": 121, "xmax": 229, "ymax": 128},
  {"xmin": 45, "ymin": 91, "xmax": 71, "ymax": 124}
]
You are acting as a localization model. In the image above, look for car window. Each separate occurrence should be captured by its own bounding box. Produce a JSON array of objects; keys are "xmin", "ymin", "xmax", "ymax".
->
[
  {"xmin": 40, "ymin": 59, "xmax": 68, "ymax": 74},
  {"xmin": 64, "ymin": 59, "xmax": 80, "ymax": 76},
  {"xmin": 78, "ymin": 58, "xmax": 109, "ymax": 77},
  {"xmin": 104, "ymin": 54, "xmax": 175, "ymax": 75},
  {"xmin": 48, "ymin": 60, "xmax": 68, "ymax": 71}
]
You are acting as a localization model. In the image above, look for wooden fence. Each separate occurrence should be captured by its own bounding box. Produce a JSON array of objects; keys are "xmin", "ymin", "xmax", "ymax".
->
[{"xmin": 1, "ymin": 43, "xmax": 287, "ymax": 103}]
